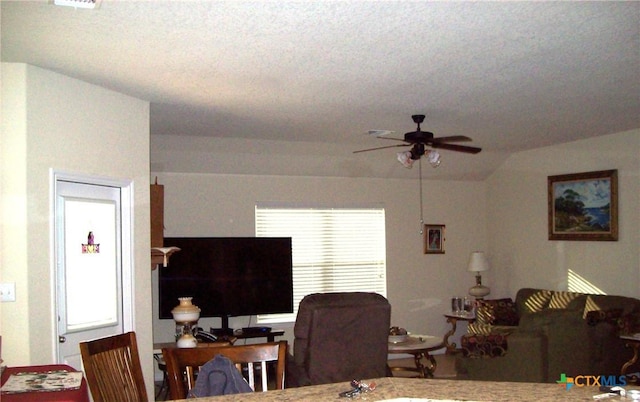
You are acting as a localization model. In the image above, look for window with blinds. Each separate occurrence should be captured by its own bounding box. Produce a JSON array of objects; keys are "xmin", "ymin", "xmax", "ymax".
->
[{"xmin": 255, "ymin": 206, "xmax": 387, "ymax": 324}]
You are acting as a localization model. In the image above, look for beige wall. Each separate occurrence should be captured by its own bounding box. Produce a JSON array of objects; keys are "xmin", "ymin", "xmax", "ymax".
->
[
  {"xmin": 486, "ymin": 130, "xmax": 640, "ymax": 298},
  {"xmin": 150, "ymin": 173, "xmax": 488, "ymax": 349},
  {"xmin": 0, "ymin": 63, "xmax": 154, "ymax": 397}
]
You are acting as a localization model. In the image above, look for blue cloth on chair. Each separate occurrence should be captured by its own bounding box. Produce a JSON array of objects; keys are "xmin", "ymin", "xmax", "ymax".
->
[{"xmin": 188, "ymin": 354, "xmax": 253, "ymax": 398}]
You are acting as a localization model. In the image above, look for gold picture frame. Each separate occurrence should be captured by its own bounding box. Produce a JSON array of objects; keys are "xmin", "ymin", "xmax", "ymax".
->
[
  {"xmin": 424, "ymin": 224, "xmax": 445, "ymax": 254},
  {"xmin": 548, "ymin": 169, "xmax": 618, "ymax": 241}
]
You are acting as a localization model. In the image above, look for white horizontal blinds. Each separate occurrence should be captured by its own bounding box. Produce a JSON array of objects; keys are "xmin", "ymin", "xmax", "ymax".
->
[{"xmin": 255, "ymin": 207, "xmax": 387, "ymax": 324}]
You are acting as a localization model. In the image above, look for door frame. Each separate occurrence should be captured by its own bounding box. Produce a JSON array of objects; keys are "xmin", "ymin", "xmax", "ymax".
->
[{"xmin": 50, "ymin": 170, "xmax": 135, "ymax": 362}]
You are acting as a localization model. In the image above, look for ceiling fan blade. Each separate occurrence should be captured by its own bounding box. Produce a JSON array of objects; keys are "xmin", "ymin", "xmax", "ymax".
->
[
  {"xmin": 429, "ymin": 135, "xmax": 472, "ymax": 143},
  {"xmin": 353, "ymin": 144, "xmax": 409, "ymax": 153},
  {"xmin": 375, "ymin": 137, "xmax": 408, "ymax": 142},
  {"xmin": 430, "ymin": 142, "xmax": 482, "ymax": 154}
]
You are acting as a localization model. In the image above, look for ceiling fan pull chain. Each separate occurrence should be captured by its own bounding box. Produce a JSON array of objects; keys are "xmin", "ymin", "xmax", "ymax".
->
[{"xmin": 419, "ymin": 158, "xmax": 424, "ymax": 234}]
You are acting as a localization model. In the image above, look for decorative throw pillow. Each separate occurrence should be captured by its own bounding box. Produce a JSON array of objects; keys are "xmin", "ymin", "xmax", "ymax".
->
[
  {"xmin": 461, "ymin": 333, "xmax": 509, "ymax": 358},
  {"xmin": 467, "ymin": 323, "xmax": 493, "ymax": 335},
  {"xmin": 583, "ymin": 295, "xmax": 601, "ymax": 319},
  {"xmin": 548, "ymin": 291, "xmax": 583, "ymax": 309},
  {"xmin": 585, "ymin": 308, "xmax": 623, "ymax": 326},
  {"xmin": 475, "ymin": 298, "xmax": 519, "ymax": 326},
  {"xmin": 618, "ymin": 313, "xmax": 639, "ymax": 335},
  {"xmin": 467, "ymin": 323, "xmax": 516, "ymax": 335},
  {"xmin": 586, "ymin": 309, "xmax": 639, "ymax": 335},
  {"xmin": 520, "ymin": 290, "xmax": 553, "ymax": 314}
]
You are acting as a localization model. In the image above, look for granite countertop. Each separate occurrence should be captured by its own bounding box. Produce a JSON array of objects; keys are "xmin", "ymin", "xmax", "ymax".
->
[{"xmin": 172, "ymin": 376, "xmax": 637, "ymax": 401}]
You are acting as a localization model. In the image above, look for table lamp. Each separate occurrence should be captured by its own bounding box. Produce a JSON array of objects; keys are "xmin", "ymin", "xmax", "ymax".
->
[
  {"xmin": 171, "ymin": 297, "xmax": 200, "ymax": 348},
  {"xmin": 467, "ymin": 251, "xmax": 490, "ymax": 299}
]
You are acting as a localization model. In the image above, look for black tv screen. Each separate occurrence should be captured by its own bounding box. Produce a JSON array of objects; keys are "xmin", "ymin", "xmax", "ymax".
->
[{"xmin": 159, "ymin": 237, "xmax": 293, "ymax": 321}]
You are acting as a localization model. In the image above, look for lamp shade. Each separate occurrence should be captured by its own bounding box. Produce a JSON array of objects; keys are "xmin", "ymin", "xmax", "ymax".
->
[
  {"xmin": 171, "ymin": 297, "xmax": 200, "ymax": 323},
  {"xmin": 426, "ymin": 150, "xmax": 441, "ymax": 168},
  {"xmin": 396, "ymin": 151, "xmax": 414, "ymax": 169},
  {"xmin": 468, "ymin": 251, "xmax": 489, "ymax": 272}
]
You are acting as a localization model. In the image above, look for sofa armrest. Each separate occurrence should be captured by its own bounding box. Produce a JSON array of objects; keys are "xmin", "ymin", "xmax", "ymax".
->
[
  {"xmin": 456, "ymin": 330, "xmax": 548, "ymax": 382},
  {"xmin": 519, "ymin": 308, "xmax": 591, "ymax": 378}
]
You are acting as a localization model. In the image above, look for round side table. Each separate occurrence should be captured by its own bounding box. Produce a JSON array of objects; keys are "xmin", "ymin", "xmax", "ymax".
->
[{"xmin": 443, "ymin": 313, "xmax": 475, "ymax": 354}]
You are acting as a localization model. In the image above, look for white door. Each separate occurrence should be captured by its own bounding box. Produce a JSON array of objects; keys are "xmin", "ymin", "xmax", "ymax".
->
[{"xmin": 55, "ymin": 178, "xmax": 128, "ymax": 369}]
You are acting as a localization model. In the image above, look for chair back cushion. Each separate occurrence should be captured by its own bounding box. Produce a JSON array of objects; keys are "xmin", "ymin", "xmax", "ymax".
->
[
  {"xmin": 475, "ymin": 298, "xmax": 519, "ymax": 326},
  {"xmin": 293, "ymin": 292, "xmax": 390, "ymax": 385}
]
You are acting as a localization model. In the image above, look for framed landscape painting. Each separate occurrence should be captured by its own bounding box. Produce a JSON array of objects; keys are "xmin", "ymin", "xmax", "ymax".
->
[
  {"xmin": 548, "ymin": 169, "xmax": 618, "ymax": 241},
  {"xmin": 424, "ymin": 224, "xmax": 445, "ymax": 254}
]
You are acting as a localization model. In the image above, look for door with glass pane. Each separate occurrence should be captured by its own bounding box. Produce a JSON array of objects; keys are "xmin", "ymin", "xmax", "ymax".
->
[{"xmin": 55, "ymin": 180, "xmax": 124, "ymax": 370}]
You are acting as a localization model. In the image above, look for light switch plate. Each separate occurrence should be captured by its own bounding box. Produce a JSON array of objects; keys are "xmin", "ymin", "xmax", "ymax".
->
[{"xmin": 0, "ymin": 283, "xmax": 16, "ymax": 302}]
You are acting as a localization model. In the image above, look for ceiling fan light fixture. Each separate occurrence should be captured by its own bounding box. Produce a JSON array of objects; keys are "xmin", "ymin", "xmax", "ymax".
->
[
  {"xmin": 397, "ymin": 151, "xmax": 414, "ymax": 169},
  {"xmin": 427, "ymin": 150, "xmax": 441, "ymax": 168}
]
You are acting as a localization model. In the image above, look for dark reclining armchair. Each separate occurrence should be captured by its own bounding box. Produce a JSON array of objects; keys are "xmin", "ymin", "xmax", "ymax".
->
[{"xmin": 286, "ymin": 292, "xmax": 391, "ymax": 387}]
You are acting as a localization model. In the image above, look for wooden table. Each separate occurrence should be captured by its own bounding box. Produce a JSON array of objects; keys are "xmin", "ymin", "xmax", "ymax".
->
[
  {"xmin": 444, "ymin": 312, "xmax": 475, "ymax": 354},
  {"xmin": 1, "ymin": 364, "xmax": 90, "ymax": 402},
  {"xmin": 387, "ymin": 334, "xmax": 444, "ymax": 378},
  {"xmin": 154, "ymin": 339, "xmax": 236, "ymax": 353},
  {"xmin": 154, "ymin": 329, "xmax": 285, "ymax": 353},
  {"xmin": 170, "ymin": 376, "xmax": 639, "ymax": 401}
]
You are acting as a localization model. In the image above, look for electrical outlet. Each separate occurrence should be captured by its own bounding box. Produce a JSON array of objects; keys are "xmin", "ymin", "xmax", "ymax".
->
[{"xmin": 0, "ymin": 283, "xmax": 16, "ymax": 302}]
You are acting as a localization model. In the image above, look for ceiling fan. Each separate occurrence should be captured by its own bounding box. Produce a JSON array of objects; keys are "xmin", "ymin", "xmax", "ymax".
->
[{"xmin": 354, "ymin": 114, "xmax": 481, "ymax": 168}]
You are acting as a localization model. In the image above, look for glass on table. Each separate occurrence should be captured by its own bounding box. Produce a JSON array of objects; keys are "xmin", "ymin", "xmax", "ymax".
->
[
  {"xmin": 451, "ymin": 297, "xmax": 463, "ymax": 314},
  {"xmin": 463, "ymin": 297, "xmax": 474, "ymax": 314}
]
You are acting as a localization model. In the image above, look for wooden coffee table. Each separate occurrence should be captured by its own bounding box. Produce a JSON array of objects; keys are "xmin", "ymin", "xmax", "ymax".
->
[{"xmin": 387, "ymin": 334, "xmax": 444, "ymax": 378}]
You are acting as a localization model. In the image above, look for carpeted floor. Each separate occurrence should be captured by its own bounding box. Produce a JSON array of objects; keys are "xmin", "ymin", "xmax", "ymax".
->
[{"xmin": 387, "ymin": 352, "xmax": 458, "ymax": 379}]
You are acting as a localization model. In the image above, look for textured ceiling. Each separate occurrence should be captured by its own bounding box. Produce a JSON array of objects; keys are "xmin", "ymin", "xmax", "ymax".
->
[{"xmin": 2, "ymin": 1, "xmax": 639, "ymax": 179}]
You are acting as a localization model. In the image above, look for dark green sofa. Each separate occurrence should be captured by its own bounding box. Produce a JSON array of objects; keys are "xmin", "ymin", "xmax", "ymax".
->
[{"xmin": 455, "ymin": 288, "xmax": 640, "ymax": 383}]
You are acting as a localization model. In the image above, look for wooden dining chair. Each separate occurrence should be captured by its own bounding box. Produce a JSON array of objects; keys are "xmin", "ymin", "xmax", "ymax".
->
[
  {"xmin": 162, "ymin": 340, "xmax": 287, "ymax": 399},
  {"xmin": 79, "ymin": 331, "xmax": 148, "ymax": 402}
]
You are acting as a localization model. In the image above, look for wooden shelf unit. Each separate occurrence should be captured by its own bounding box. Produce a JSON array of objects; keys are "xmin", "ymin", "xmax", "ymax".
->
[{"xmin": 151, "ymin": 180, "xmax": 179, "ymax": 268}]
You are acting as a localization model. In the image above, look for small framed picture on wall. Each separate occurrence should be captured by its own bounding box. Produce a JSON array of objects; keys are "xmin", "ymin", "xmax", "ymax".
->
[{"xmin": 424, "ymin": 224, "xmax": 445, "ymax": 254}]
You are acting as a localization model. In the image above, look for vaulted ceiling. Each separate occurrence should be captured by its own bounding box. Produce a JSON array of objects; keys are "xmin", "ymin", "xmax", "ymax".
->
[{"xmin": 2, "ymin": 1, "xmax": 638, "ymax": 179}]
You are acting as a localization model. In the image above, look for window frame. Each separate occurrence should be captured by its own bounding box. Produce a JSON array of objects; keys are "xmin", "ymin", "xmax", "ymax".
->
[{"xmin": 255, "ymin": 205, "xmax": 387, "ymax": 324}]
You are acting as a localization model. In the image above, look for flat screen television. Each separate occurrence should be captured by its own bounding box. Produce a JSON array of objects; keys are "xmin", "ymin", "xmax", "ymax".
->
[{"xmin": 159, "ymin": 237, "xmax": 293, "ymax": 332}]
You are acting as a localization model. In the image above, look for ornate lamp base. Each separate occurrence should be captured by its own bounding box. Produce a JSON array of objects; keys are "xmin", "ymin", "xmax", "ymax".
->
[{"xmin": 468, "ymin": 285, "xmax": 490, "ymax": 299}]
